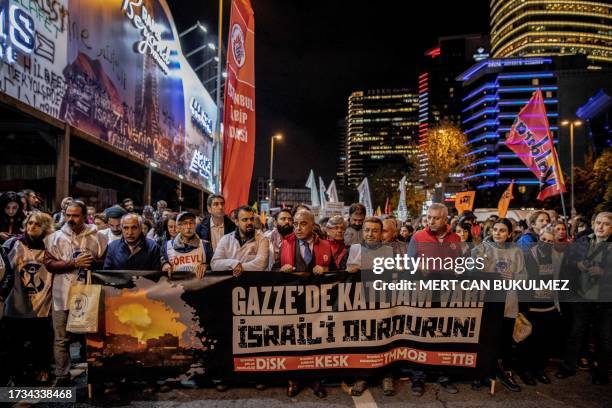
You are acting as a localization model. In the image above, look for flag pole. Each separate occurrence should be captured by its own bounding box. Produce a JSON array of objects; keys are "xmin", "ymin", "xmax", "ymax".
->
[{"xmin": 559, "ymin": 190, "xmax": 568, "ymax": 221}]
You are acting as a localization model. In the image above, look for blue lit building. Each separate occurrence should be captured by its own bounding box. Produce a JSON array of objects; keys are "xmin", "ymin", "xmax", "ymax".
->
[
  {"xmin": 457, "ymin": 55, "xmax": 612, "ymax": 206},
  {"xmin": 457, "ymin": 57, "xmax": 559, "ymax": 204}
]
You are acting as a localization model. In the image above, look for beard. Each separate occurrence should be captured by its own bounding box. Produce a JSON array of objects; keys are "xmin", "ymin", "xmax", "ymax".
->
[
  {"xmin": 350, "ymin": 223, "xmax": 362, "ymax": 231},
  {"xmin": 243, "ymin": 227, "xmax": 256, "ymax": 240},
  {"xmin": 277, "ymin": 224, "xmax": 294, "ymax": 236}
]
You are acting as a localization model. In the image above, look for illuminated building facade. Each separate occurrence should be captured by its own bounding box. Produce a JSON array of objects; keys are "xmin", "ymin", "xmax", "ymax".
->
[
  {"xmin": 458, "ymin": 57, "xmax": 560, "ymax": 204},
  {"xmin": 335, "ymin": 118, "xmax": 348, "ymax": 200},
  {"xmin": 346, "ymin": 89, "xmax": 419, "ymax": 187},
  {"xmin": 490, "ymin": 0, "xmax": 612, "ymax": 67},
  {"xmin": 457, "ymin": 54, "xmax": 612, "ymax": 206},
  {"xmin": 417, "ymin": 35, "xmax": 490, "ymax": 180}
]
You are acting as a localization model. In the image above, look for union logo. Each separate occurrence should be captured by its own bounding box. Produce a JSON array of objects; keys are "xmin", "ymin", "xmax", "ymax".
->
[{"xmin": 231, "ymin": 23, "xmax": 246, "ymax": 68}]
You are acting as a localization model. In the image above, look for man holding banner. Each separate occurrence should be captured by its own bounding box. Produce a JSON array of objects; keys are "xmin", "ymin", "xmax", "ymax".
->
[
  {"xmin": 279, "ymin": 209, "xmax": 331, "ymax": 397},
  {"xmin": 162, "ymin": 212, "xmax": 211, "ymax": 280},
  {"xmin": 211, "ymin": 205, "xmax": 270, "ymax": 276}
]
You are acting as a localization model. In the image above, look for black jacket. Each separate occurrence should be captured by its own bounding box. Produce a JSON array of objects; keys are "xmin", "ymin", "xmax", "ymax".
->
[
  {"xmin": 196, "ymin": 215, "xmax": 236, "ymax": 245},
  {"xmin": 0, "ymin": 245, "xmax": 14, "ymax": 302},
  {"xmin": 103, "ymin": 237, "xmax": 162, "ymax": 271}
]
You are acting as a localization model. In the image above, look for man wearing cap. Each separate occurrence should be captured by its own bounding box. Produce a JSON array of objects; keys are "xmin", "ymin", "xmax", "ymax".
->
[
  {"xmin": 196, "ymin": 195, "xmax": 236, "ymax": 253},
  {"xmin": 211, "ymin": 205, "xmax": 270, "ymax": 275},
  {"xmin": 162, "ymin": 211, "xmax": 212, "ymax": 279},
  {"xmin": 100, "ymin": 205, "xmax": 128, "ymax": 244}
]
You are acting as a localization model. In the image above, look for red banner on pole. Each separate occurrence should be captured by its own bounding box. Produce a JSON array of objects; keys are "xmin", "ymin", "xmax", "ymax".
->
[
  {"xmin": 498, "ymin": 181, "xmax": 514, "ymax": 218},
  {"xmin": 506, "ymin": 90, "xmax": 566, "ymax": 201},
  {"xmin": 455, "ymin": 191, "xmax": 476, "ymax": 214},
  {"xmin": 222, "ymin": 0, "xmax": 256, "ymax": 213}
]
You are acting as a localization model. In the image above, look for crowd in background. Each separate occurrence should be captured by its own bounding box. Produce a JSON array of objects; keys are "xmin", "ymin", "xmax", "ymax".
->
[{"xmin": 0, "ymin": 188, "xmax": 609, "ymax": 399}]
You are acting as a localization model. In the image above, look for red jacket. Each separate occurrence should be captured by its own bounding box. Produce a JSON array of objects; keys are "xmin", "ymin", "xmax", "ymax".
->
[
  {"xmin": 280, "ymin": 233, "xmax": 333, "ymax": 269},
  {"xmin": 408, "ymin": 226, "xmax": 461, "ymax": 260}
]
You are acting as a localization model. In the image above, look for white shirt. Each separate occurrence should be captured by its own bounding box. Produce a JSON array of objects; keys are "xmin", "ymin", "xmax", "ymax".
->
[
  {"xmin": 101, "ymin": 228, "xmax": 122, "ymax": 244},
  {"xmin": 210, "ymin": 218, "xmax": 225, "ymax": 251},
  {"xmin": 211, "ymin": 231, "xmax": 271, "ymax": 271},
  {"xmin": 46, "ymin": 224, "xmax": 108, "ymax": 311}
]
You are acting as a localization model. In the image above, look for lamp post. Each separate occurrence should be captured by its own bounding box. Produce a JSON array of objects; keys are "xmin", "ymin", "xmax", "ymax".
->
[
  {"xmin": 560, "ymin": 119, "xmax": 582, "ymax": 216},
  {"xmin": 178, "ymin": 21, "xmax": 208, "ymax": 38},
  {"xmin": 269, "ymin": 134, "xmax": 283, "ymax": 207}
]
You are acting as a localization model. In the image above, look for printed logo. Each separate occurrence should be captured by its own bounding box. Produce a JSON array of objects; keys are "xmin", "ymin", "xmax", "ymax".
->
[
  {"xmin": 20, "ymin": 262, "xmax": 44, "ymax": 294},
  {"xmin": 231, "ymin": 23, "xmax": 246, "ymax": 67},
  {"xmin": 72, "ymin": 293, "xmax": 89, "ymax": 320}
]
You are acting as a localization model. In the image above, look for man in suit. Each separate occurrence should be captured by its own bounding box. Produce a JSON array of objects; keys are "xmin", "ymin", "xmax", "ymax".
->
[{"xmin": 279, "ymin": 209, "xmax": 332, "ymax": 398}]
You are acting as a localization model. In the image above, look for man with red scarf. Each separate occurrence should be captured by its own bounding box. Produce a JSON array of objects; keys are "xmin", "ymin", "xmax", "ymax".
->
[{"xmin": 279, "ymin": 209, "xmax": 332, "ymax": 398}]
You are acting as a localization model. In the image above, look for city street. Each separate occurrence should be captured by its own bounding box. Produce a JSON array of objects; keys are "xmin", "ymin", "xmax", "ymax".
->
[{"xmin": 65, "ymin": 369, "xmax": 610, "ymax": 408}]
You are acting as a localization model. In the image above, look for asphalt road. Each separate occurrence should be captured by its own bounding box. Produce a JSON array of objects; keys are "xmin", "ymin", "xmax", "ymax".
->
[{"xmin": 42, "ymin": 367, "xmax": 609, "ymax": 408}]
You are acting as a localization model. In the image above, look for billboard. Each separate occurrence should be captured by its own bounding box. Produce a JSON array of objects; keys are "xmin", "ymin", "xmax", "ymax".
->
[
  {"xmin": 0, "ymin": 0, "xmax": 69, "ymax": 119},
  {"xmin": 0, "ymin": 0, "xmax": 216, "ymax": 190}
]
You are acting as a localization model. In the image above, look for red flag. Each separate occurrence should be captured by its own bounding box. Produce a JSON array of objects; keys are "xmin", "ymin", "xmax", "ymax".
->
[
  {"xmin": 498, "ymin": 181, "xmax": 514, "ymax": 218},
  {"xmin": 384, "ymin": 197, "xmax": 391, "ymax": 215},
  {"xmin": 222, "ymin": 0, "xmax": 256, "ymax": 213},
  {"xmin": 506, "ymin": 90, "xmax": 566, "ymax": 201}
]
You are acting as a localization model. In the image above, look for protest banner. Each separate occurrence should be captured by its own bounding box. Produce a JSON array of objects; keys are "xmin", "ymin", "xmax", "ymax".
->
[{"xmin": 87, "ymin": 271, "xmax": 503, "ymax": 384}]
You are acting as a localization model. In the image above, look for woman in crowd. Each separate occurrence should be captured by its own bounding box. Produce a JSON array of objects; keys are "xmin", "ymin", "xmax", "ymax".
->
[
  {"xmin": 93, "ymin": 213, "xmax": 108, "ymax": 231},
  {"xmin": 481, "ymin": 219, "xmax": 495, "ymax": 241},
  {"xmin": 142, "ymin": 219, "xmax": 154, "ymax": 238},
  {"xmin": 156, "ymin": 214, "xmax": 178, "ymax": 248},
  {"xmin": 399, "ymin": 224, "xmax": 414, "ymax": 242},
  {"xmin": 517, "ymin": 226, "xmax": 563, "ymax": 386},
  {"xmin": 552, "ymin": 221, "xmax": 571, "ymax": 243},
  {"xmin": 0, "ymin": 192, "xmax": 25, "ymax": 244},
  {"xmin": 454, "ymin": 221, "xmax": 473, "ymax": 243},
  {"xmin": 471, "ymin": 218, "xmax": 526, "ymax": 392},
  {"xmin": 454, "ymin": 221, "xmax": 473, "ymax": 255},
  {"xmin": 1, "ymin": 211, "xmax": 55, "ymax": 385}
]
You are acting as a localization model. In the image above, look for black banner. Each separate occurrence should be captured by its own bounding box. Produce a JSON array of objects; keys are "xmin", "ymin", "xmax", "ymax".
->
[{"xmin": 87, "ymin": 271, "xmax": 504, "ymax": 383}]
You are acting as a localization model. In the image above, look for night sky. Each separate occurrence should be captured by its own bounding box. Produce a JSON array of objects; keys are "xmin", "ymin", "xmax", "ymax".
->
[{"xmin": 170, "ymin": 1, "xmax": 491, "ymax": 192}]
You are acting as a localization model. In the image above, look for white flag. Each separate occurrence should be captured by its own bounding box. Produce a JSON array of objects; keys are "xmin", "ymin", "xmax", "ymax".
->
[
  {"xmin": 326, "ymin": 180, "xmax": 339, "ymax": 203},
  {"xmin": 305, "ymin": 170, "xmax": 320, "ymax": 208},
  {"xmin": 319, "ymin": 177, "xmax": 327, "ymax": 209},
  {"xmin": 357, "ymin": 178, "xmax": 373, "ymax": 216},
  {"xmin": 397, "ymin": 175, "xmax": 408, "ymax": 221}
]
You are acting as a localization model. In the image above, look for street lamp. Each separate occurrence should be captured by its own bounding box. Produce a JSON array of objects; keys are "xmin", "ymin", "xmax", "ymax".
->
[
  {"xmin": 560, "ymin": 119, "xmax": 582, "ymax": 216},
  {"xmin": 178, "ymin": 21, "xmax": 208, "ymax": 38},
  {"xmin": 269, "ymin": 134, "xmax": 283, "ymax": 207}
]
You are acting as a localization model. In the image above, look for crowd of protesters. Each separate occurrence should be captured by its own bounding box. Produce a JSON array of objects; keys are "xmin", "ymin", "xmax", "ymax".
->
[{"xmin": 0, "ymin": 189, "xmax": 609, "ymax": 399}]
